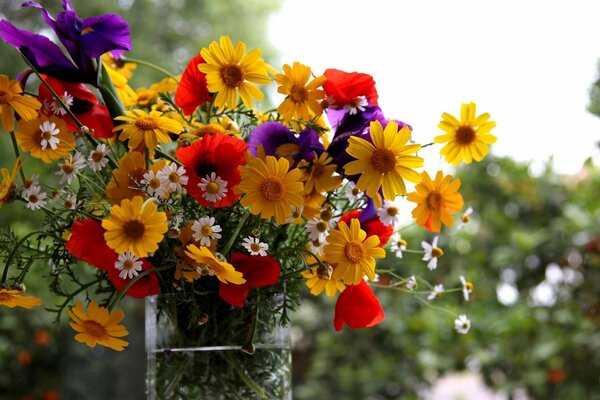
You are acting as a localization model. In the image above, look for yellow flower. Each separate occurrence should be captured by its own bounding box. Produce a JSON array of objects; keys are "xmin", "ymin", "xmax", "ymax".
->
[
  {"xmin": 0, "ymin": 288, "xmax": 41, "ymax": 309},
  {"xmin": 324, "ymin": 218, "xmax": 385, "ymax": 285},
  {"xmin": 0, "ymin": 74, "xmax": 41, "ymax": 132},
  {"xmin": 0, "ymin": 157, "xmax": 23, "ymax": 207},
  {"xmin": 199, "ymin": 36, "xmax": 272, "ymax": 110},
  {"xmin": 275, "ymin": 62, "xmax": 326, "ymax": 121},
  {"xmin": 103, "ymin": 62, "xmax": 138, "ymax": 107},
  {"xmin": 113, "ymin": 109, "xmax": 183, "ymax": 158},
  {"xmin": 434, "ymin": 102, "xmax": 497, "ymax": 165},
  {"xmin": 15, "ymin": 115, "xmax": 75, "ymax": 163},
  {"xmin": 184, "ymin": 244, "xmax": 245, "ymax": 285},
  {"xmin": 237, "ymin": 155, "xmax": 304, "ymax": 224},
  {"xmin": 68, "ymin": 300, "xmax": 129, "ymax": 351},
  {"xmin": 344, "ymin": 120, "xmax": 423, "ymax": 207},
  {"xmin": 406, "ymin": 171, "xmax": 464, "ymax": 233},
  {"xmin": 102, "ymin": 54, "xmax": 136, "ymax": 79},
  {"xmin": 299, "ymin": 152, "xmax": 342, "ymax": 194},
  {"xmin": 301, "ymin": 265, "xmax": 345, "ymax": 297},
  {"xmin": 102, "ymin": 196, "xmax": 168, "ymax": 257}
]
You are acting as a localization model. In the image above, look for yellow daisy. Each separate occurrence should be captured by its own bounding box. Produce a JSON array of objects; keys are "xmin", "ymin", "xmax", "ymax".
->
[
  {"xmin": 103, "ymin": 62, "xmax": 138, "ymax": 107},
  {"xmin": 299, "ymin": 152, "xmax": 342, "ymax": 194},
  {"xmin": 15, "ymin": 115, "xmax": 75, "ymax": 163},
  {"xmin": 344, "ymin": 120, "xmax": 423, "ymax": 207},
  {"xmin": 236, "ymin": 155, "xmax": 304, "ymax": 224},
  {"xmin": 324, "ymin": 218, "xmax": 385, "ymax": 285},
  {"xmin": 406, "ymin": 171, "xmax": 464, "ymax": 233},
  {"xmin": 184, "ymin": 244, "xmax": 245, "ymax": 285},
  {"xmin": 198, "ymin": 35, "xmax": 272, "ymax": 110},
  {"xmin": 113, "ymin": 109, "xmax": 183, "ymax": 158},
  {"xmin": 102, "ymin": 53, "xmax": 136, "ymax": 79},
  {"xmin": 434, "ymin": 102, "xmax": 497, "ymax": 165},
  {"xmin": 0, "ymin": 288, "xmax": 41, "ymax": 309},
  {"xmin": 301, "ymin": 265, "xmax": 345, "ymax": 297},
  {"xmin": 68, "ymin": 300, "xmax": 129, "ymax": 351},
  {"xmin": 0, "ymin": 157, "xmax": 23, "ymax": 207},
  {"xmin": 102, "ymin": 196, "xmax": 168, "ymax": 257},
  {"xmin": 275, "ymin": 62, "xmax": 326, "ymax": 121},
  {"xmin": 0, "ymin": 74, "xmax": 41, "ymax": 132}
]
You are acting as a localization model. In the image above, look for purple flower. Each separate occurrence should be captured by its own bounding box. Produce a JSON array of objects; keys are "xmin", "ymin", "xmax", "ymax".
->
[{"xmin": 0, "ymin": 1, "xmax": 131, "ymax": 84}]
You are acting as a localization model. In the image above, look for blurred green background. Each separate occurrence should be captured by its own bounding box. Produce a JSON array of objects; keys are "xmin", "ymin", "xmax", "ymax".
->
[{"xmin": 1, "ymin": 1, "xmax": 600, "ymax": 399}]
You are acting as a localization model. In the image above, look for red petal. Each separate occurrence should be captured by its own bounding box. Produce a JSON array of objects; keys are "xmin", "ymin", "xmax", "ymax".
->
[
  {"xmin": 334, "ymin": 280, "xmax": 385, "ymax": 331},
  {"xmin": 230, "ymin": 252, "xmax": 280, "ymax": 288},
  {"xmin": 77, "ymin": 104, "xmax": 115, "ymax": 138},
  {"xmin": 106, "ymin": 259, "xmax": 161, "ymax": 299},
  {"xmin": 323, "ymin": 69, "xmax": 378, "ymax": 107},
  {"xmin": 339, "ymin": 210, "xmax": 393, "ymax": 247},
  {"xmin": 175, "ymin": 54, "xmax": 211, "ymax": 115},
  {"xmin": 219, "ymin": 284, "xmax": 251, "ymax": 308},
  {"xmin": 66, "ymin": 218, "xmax": 117, "ymax": 271}
]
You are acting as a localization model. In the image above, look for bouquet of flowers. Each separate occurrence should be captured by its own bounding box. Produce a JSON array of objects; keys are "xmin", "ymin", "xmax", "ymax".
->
[{"xmin": 0, "ymin": 1, "xmax": 496, "ymax": 398}]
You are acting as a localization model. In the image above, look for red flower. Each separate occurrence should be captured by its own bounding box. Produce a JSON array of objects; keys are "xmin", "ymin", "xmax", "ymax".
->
[
  {"xmin": 334, "ymin": 280, "xmax": 384, "ymax": 331},
  {"xmin": 175, "ymin": 53, "xmax": 211, "ymax": 115},
  {"xmin": 323, "ymin": 69, "xmax": 378, "ymax": 109},
  {"xmin": 219, "ymin": 252, "xmax": 281, "ymax": 307},
  {"xmin": 176, "ymin": 133, "xmax": 247, "ymax": 208},
  {"xmin": 66, "ymin": 218, "xmax": 160, "ymax": 298},
  {"xmin": 38, "ymin": 76, "xmax": 114, "ymax": 138},
  {"xmin": 339, "ymin": 209, "xmax": 392, "ymax": 247}
]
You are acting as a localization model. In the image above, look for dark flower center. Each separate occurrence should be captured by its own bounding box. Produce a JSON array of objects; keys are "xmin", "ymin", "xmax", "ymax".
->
[
  {"xmin": 91, "ymin": 151, "xmax": 104, "ymax": 163},
  {"xmin": 135, "ymin": 116, "xmax": 160, "ymax": 130},
  {"xmin": 124, "ymin": 220, "xmax": 145, "ymax": 239},
  {"xmin": 426, "ymin": 192, "xmax": 442, "ymax": 210},
  {"xmin": 221, "ymin": 65, "xmax": 244, "ymax": 88},
  {"xmin": 371, "ymin": 148, "xmax": 396, "ymax": 173},
  {"xmin": 261, "ymin": 178, "xmax": 285, "ymax": 201},
  {"xmin": 0, "ymin": 89, "xmax": 13, "ymax": 104},
  {"xmin": 82, "ymin": 320, "xmax": 107, "ymax": 339},
  {"xmin": 289, "ymin": 85, "xmax": 308, "ymax": 103},
  {"xmin": 345, "ymin": 240, "xmax": 366, "ymax": 263},
  {"xmin": 455, "ymin": 126, "xmax": 476, "ymax": 144}
]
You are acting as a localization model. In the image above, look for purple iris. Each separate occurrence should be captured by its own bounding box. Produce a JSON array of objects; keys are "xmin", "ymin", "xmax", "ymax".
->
[
  {"xmin": 0, "ymin": 0, "xmax": 131, "ymax": 84},
  {"xmin": 248, "ymin": 121, "xmax": 325, "ymax": 166}
]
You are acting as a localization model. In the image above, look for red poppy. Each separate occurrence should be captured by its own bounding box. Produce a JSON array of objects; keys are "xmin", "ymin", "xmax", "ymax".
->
[
  {"xmin": 176, "ymin": 133, "xmax": 247, "ymax": 208},
  {"xmin": 66, "ymin": 218, "xmax": 160, "ymax": 298},
  {"xmin": 174, "ymin": 53, "xmax": 211, "ymax": 115},
  {"xmin": 334, "ymin": 280, "xmax": 385, "ymax": 331},
  {"xmin": 219, "ymin": 252, "xmax": 281, "ymax": 307},
  {"xmin": 38, "ymin": 75, "xmax": 115, "ymax": 138},
  {"xmin": 339, "ymin": 209, "xmax": 392, "ymax": 247},
  {"xmin": 323, "ymin": 68, "xmax": 378, "ymax": 109}
]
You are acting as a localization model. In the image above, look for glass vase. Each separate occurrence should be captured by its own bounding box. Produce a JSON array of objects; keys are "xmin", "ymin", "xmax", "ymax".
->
[{"xmin": 145, "ymin": 293, "xmax": 292, "ymax": 400}]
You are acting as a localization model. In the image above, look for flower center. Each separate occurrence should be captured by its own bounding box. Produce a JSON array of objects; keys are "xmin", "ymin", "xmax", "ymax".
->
[
  {"xmin": 426, "ymin": 192, "xmax": 442, "ymax": 210},
  {"xmin": 399, "ymin": 239, "xmax": 407, "ymax": 247},
  {"xmin": 201, "ymin": 225, "xmax": 213, "ymax": 236},
  {"xmin": 41, "ymin": 130, "xmax": 53, "ymax": 142},
  {"xmin": 455, "ymin": 126, "xmax": 476, "ymax": 144},
  {"xmin": 0, "ymin": 89, "xmax": 13, "ymax": 104},
  {"xmin": 135, "ymin": 116, "xmax": 160, "ymax": 130},
  {"xmin": 431, "ymin": 247, "xmax": 444, "ymax": 258},
  {"xmin": 91, "ymin": 151, "xmax": 104, "ymax": 163},
  {"xmin": 205, "ymin": 181, "xmax": 220, "ymax": 194},
  {"xmin": 289, "ymin": 85, "xmax": 308, "ymax": 103},
  {"xmin": 250, "ymin": 243, "xmax": 261, "ymax": 252},
  {"xmin": 123, "ymin": 220, "xmax": 145, "ymax": 239},
  {"xmin": 28, "ymin": 194, "xmax": 39, "ymax": 203},
  {"xmin": 64, "ymin": 199, "xmax": 74, "ymax": 209},
  {"xmin": 168, "ymin": 172, "xmax": 180, "ymax": 183},
  {"xmin": 387, "ymin": 206, "xmax": 399, "ymax": 216},
  {"xmin": 261, "ymin": 178, "xmax": 285, "ymax": 201},
  {"xmin": 61, "ymin": 163, "xmax": 74, "ymax": 175},
  {"xmin": 371, "ymin": 148, "xmax": 396, "ymax": 174},
  {"xmin": 344, "ymin": 240, "xmax": 366, "ymax": 263},
  {"xmin": 320, "ymin": 209, "xmax": 333, "ymax": 221},
  {"xmin": 0, "ymin": 292, "xmax": 11, "ymax": 303},
  {"xmin": 465, "ymin": 281, "xmax": 473, "ymax": 291},
  {"xmin": 221, "ymin": 65, "xmax": 244, "ymax": 88},
  {"xmin": 462, "ymin": 215, "xmax": 471, "ymax": 223},
  {"xmin": 82, "ymin": 320, "xmax": 107, "ymax": 339},
  {"xmin": 316, "ymin": 263, "xmax": 333, "ymax": 280},
  {"xmin": 149, "ymin": 178, "xmax": 161, "ymax": 190},
  {"xmin": 311, "ymin": 162, "xmax": 325, "ymax": 178},
  {"xmin": 351, "ymin": 187, "xmax": 360, "ymax": 196},
  {"xmin": 316, "ymin": 221, "xmax": 328, "ymax": 232},
  {"xmin": 123, "ymin": 259, "xmax": 136, "ymax": 271}
]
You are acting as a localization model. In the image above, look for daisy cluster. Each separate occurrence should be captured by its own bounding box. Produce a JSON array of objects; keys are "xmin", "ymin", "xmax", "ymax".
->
[{"xmin": 0, "ymin": 1, "xmax": 496, "ymax": 350}]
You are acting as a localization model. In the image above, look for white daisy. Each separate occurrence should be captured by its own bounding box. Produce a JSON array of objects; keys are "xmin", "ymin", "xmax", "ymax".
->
[
  {"xmin": 406, "ymin": 275, "xmax": 417, "ymax": 290},
  {"xmin": 286, "ymin": 205, "xmax": 304, "ymax": 223},
  {"xmin": 309, "ymin": 238, "xmax": 327, "ymax": 257},
  {"xmin": 56, "ymin": 152, "xmax": 85, "ymax": 185},
  {"xmin": 87, "ymin": 144, "xmax": 111, "ymax": 172},
  {"xmin": 22, "ymin": 175, "xmax": 39, "ymax": 191},
  {"xmin": 389, "ymin": 232, "xmax": 407, "ymax": 258},
  {"xmin": 39, "ymin": 120, "xmax": 60, "ymax": 150},
  {"xmin": 305, "ymin": 218, "xmax": 330, "ymax": 243},
  {"xmin": 63, "ymin": 194, "xmax": 77, "ymax": 210},
  {"xmin": 157, "ymin": 163, "xmax": 188, "ymax": 193},
  {"xmin": 344, "ymin": 180, "xmax": 363, "ymax": 202},
  {"xmin": 198, "ymin": 172, "xmax": 228, "ymax": 203},
  {"xmin": 343, "ymin": 96, "xmax": 368, "ymax": 115},
  {"xmin": 427, "ymin": 284, "xmax": 445, "ymax": 301},
  {"xmin": 377, "ymin": 200, "xmax": 401, "ymax": 227},
  {"xmin": 141, "ymin": 170, "xmax": 167, "ymax": 198},
  {"xmin": 242, "ymin": 236, "xmax": 269, "ymax": 256},
  {"xmin": 422, "ymin": 236, "xmax": 444, "ymax": 270},
  {"xmin": 114, "ymin": 251, "xmax": 143, "ymax": 280},
  {"xmin": 454, "ymin": 314, "xmax": 471, "ymax": 334},
  {"xmin": 460, "ymin": 275, "xmax": 473, "ymax": 301},
  {"xmin": 22, "ymin": 185, "xmax": 47, "ymax": 210},
  {"xmin": 45, "ymin": 91, "xmax": 74, "ymax": 116},
  {"xmin": 192, "ymin": 216, "xmax": 222, "ymax": 246},
  {"xmin": 457, "ymin": 207, "xmax": 474, "ymax": 230}
]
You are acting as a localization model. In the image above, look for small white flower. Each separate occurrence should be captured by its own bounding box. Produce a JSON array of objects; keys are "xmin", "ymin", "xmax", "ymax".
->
[
  {"xmin": 63, "ymin": 194, "xmax": 77, "ymax": 210},
  {"xmin": 460, "ymin": 275, "xmax": 473, "ymax": 301},
  {"xmin": 422, "ymin": 236, "xmax": 444, "ymax": 270},
  {"xmin": 305, "ymin": 218, "xmax": 330, "ymax": 243},
  {"xmin": 141, "ymin": 170, "xmax": 167, "ymax": 198},
  {"xmin": 56, "ymin": 152, "xmax": 85, "ymax": 185},
  {"xmin": 22, "ymin": 175, "xmax": 39, "ymax": 190},
  {"xmin": 39, "ymin": 120, "xmax": 60, "ymax": 150},
  {"xmin": 427, "ymin": 284, "xmax": 445, "ymax": 301},
  {"xmin": 87, "ymin": 144, "xmax": 111, "ymax": 172},
  {"xmin": 169, "ymin": 213, "xmax": 184, "ymax": 229},
  {"xmin": 115, "ymin": 251, "xmax": 143, "ymax": 280},
  {"xmin": 377, "ymin": 200, "xmax": 401, "ymax": 227},
  {"xmin": 343, "ymin": 96, "xmax": 368, "ymax": 115},
  {"xmin": 389, "ymin": 232, "xmax": 407, "ymax": 258},
  {"xmin": 457, "ymin": 207, "xmax": 474, "ymax": 230},
  {"xmin": 46, "ymin": 91, "xmax": 74, "ymax": 116},
  {"xmin": 454, "ymin": 314, "xmax": 471, "ymax": 334},
  {"xmin": 406, "ymin": 275, "xmax": 417, "ymax": 290},
  {"xmin": 286, "ymin": 205, "xmax": 304, "ymax": 223},
  {"xmin": 192, "ymin": 216, "xmax": 222, "ymax": 246},
  {"xmin": 344, "ymin": 181, "xmax": 363, "ymax": 202},
  {"xmin": 157, "ymin": 163, "xmax": 188, "ymax": 193},
  {"xmin": 198, "ymin": 172, "xmax": 228, "ymax": 203},
  {"xmin": 22, "ymin": 185, "xmax": 47, "ymax": 210},
  {"xmin": 308, "ymin": 238, "xmax": 327, "ymax": 257},
  {"xmin": 242, "ymin": 236, "xmax": 269, "ymax": 256}
]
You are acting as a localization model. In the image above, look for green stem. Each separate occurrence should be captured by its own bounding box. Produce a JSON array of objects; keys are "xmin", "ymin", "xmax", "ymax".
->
[
  {"xmin": 162, "ymin": 356, "xmax": 192, "ymax": 398},
  {"xmin": 1, "ymin": 230, "xmax": 45, "ymax": 284},
  {"xmin": 120, "ymin": 57, "xmax": 179, "ymax": 81},
  {"xmin": 221, "ymin": 211, "xmax": 250, "ymax": 256},
  {"xmin": 108, "ymin": 264, "xmax": 172, "ymax": 311},
  {"xmin": 8, "ymin": 132, "xmax": 25, "ymax": 181},
  {"xmin": 226, "ymin": 352, "xmax": 267, "ymax": 399}
]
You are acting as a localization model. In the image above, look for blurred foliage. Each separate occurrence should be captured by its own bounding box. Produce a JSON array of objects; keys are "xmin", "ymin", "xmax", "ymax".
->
[{"xmin": 291, "ymin": 156, "xmax": 600, "ymax": 399}]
